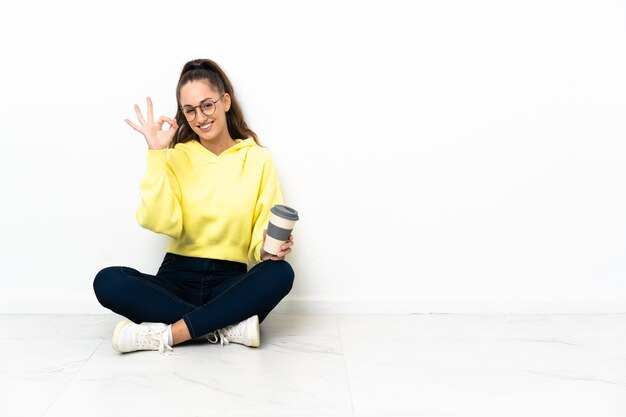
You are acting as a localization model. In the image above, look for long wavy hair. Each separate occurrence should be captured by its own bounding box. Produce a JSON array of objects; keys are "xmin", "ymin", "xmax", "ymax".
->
[{"xmin": 172, "ymin": 59, "xmax": 261, "ymax": 148}]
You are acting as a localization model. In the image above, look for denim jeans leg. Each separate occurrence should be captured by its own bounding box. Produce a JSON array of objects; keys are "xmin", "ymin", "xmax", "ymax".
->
[
  {"xmin": 182, "ymin": 260, "xmax": 295, "ymax": 338},
  {"xmin": 93, "ymin": 265, "xmax": 197, "ymax": 325}
]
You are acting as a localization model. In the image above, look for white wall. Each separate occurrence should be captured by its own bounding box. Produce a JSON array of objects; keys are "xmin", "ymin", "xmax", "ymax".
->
[{"xmin": 1, "ymin": 0, "xmax": 625, "ymax": 314}]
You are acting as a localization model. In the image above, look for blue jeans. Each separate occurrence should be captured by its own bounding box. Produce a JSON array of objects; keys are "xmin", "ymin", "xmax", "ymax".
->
[{"xmin": 93, "ymin": 253, "xmax": 295, "ymax": 339}]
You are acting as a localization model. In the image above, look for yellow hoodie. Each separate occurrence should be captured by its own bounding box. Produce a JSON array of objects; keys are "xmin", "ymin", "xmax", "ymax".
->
[{"xmin": 136, "ymin": 137, "xmax": 284, "ymax": 265}]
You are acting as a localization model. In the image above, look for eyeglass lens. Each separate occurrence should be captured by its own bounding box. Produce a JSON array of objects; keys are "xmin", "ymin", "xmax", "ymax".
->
[{"xmin": 184, "ymin": 101, "xmax": 216, "ymax": 120}]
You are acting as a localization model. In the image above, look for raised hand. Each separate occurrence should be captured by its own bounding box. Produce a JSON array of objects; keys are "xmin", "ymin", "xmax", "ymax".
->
[{"xmin": 124, "ymin": 97, "xmax": 178, "ymax": 150}]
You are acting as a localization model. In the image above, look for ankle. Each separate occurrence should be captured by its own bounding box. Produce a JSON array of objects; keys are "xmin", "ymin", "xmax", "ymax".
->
[{"xmin": 171, "ymin": 320, "xmax": 192, "ymax": 345}]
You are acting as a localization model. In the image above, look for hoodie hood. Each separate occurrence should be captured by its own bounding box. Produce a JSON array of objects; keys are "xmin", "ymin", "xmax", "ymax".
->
[{"xmin": 176, "ymin": 137, "xmax": 256, "ymax": 171}]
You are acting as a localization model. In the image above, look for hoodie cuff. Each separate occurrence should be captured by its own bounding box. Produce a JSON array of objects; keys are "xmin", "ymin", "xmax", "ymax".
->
[
  {"xmin": 146, "ymin": 149, "xmax": 168, "ymax": 170},
  {"xmin": 253, "ymin": 242, "xmax": 263, "ymax": 264}
]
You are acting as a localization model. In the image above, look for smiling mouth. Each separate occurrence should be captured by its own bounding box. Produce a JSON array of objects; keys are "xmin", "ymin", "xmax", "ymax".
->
[{"xmin": 198, "ymin": 122, "xmax": 213, "ymax": 131}]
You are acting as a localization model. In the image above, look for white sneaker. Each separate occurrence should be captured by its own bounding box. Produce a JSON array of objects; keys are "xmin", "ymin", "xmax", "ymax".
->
[
  {"xmin": 112, "ymin": 320, "xmax": 173, "ymax": 354},
  {"xmin": 205, "ymin": 315, "xmax": 260, "ymax": 347}
]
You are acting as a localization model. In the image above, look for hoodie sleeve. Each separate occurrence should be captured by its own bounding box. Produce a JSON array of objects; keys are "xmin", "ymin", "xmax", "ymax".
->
[
  {"xmin": 248, "ymin": 156, "xmax": 284, "ymax": 264},
  {"xmin": 135, "ymin": 149, "xmax": 184, "ymax": 240}
]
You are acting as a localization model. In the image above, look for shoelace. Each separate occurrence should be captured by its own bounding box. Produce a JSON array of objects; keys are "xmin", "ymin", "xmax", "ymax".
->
[
  {"xmin": 157, "ymin": 340, "xmax": 174, "ymax": 355},
  {"xmin": 136, "ymin": 326, "xmax": 175, "ymax": 355},
  {"xmin": 205, "ymin": 322, "xmax": 244, "ymax": 347},
  {"xmin": 205, "ymin": 329, "xmax": 230, "ymax": 346}
]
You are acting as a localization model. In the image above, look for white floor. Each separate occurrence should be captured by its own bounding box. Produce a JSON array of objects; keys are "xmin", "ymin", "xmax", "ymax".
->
[{"xmin": 1, "ymin": 314, "xmax": 626, "ymax": 416}]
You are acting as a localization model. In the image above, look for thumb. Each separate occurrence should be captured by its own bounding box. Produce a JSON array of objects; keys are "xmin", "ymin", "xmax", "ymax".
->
[{"xmin": 168, "ymin": 117, "xmax": 178, "ymax": 132}]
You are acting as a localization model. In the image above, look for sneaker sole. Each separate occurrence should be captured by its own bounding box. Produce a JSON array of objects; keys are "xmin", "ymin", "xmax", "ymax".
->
[
  {"xmin": 112, "ymin": 319, "xmax": 132, "ymax": 352},
  {"xmin": 248, "ymin": 315, "xmax": 260, "ymax": 347}
]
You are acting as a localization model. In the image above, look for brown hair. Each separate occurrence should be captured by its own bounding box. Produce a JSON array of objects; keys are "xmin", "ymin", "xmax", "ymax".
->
[{"xmin": 172, "ymin": 59, "xmax": 261, "ymax": 148}]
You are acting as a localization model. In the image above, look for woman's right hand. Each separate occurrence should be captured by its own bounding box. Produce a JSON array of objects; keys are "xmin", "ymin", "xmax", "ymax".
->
[{"xmin": 124, "ymin": 97, "xmax": 178, "ymax": 150}]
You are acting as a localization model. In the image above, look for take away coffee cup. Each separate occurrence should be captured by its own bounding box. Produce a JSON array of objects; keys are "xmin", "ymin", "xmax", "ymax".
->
[{"xmin": 263, "ymin": 204, "xmax": 299, "ymax": 255}]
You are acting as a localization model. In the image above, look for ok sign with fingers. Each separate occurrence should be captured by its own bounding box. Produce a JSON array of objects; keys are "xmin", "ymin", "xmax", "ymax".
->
[{"xmin": 125, "ymin": 97, "xmax": 179, "ymax": 150}]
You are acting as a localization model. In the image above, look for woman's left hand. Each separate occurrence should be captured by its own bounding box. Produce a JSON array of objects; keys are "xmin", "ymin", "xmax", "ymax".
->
[{"xmin": 260, "ymin": 229, "xmax": 294, "ymax": 261}]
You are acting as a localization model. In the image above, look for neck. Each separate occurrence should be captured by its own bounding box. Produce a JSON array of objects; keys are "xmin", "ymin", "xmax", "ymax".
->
[{"xmin": 199, "ymin": 131, "xmax": 236, "ymax": 156}]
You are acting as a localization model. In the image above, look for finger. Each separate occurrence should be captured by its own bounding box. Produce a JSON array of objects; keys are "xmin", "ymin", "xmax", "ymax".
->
[
  {"xmin": 168, "ymin": 118, "xmax": 179, "ymax": 133},
  {"xmin": 124, "ymin": 118, "xmax": 143, "ymax": 133},
  {"xmin": 146, "ymin": 97, "xmax": 154, "ymax": 123},
  {"xmin": 276, "ymin": 246, "xmax": 291, "ymax": 257},
  {"xmin": 156, "ymin": 115, "xmax": 171, "ymax": 127},
  {"xmin": 134, "ymin": 104, "xmax": 147, "ymax": 126}
]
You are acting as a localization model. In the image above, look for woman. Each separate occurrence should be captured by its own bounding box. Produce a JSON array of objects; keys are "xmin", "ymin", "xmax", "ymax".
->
[{"xmin": 93, "ymin": 59, "xmax": 295, "ymax": 354}]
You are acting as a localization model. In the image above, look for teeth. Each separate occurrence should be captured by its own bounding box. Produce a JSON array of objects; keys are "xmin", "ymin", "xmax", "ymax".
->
[{"xmin": 200, "ymin": 122, "xmax": 213, "ymax": 129}]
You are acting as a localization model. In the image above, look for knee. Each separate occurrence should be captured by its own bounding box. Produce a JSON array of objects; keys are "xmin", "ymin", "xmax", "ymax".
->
[
  {"xmin": 93, "ymin": 266, "xmax": 123, "ymax": 307},
  {"xmin": 269, "ymin": 260, "xmax": 295, "ymax": 293}
]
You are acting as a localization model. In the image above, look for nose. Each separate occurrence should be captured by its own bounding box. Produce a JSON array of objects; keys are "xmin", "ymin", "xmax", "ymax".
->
[{"xmin": 194, "ymin": 108, "xmax": 208, "ymax": 122}]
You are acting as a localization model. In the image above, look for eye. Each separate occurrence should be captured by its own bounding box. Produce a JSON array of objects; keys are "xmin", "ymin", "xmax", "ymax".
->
[
  {"xmin": 183, "ymin": 108, "xmax": 194, "ymax": 114},
  {"xmin": 201, "ymin": 102, "xmax": 214, "ymax": 111}
]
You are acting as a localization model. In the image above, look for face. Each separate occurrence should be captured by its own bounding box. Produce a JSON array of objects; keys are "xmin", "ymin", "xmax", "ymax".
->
[{"xmin": 179, "ymin": 80, "xmax": 231, "ymax": 143}]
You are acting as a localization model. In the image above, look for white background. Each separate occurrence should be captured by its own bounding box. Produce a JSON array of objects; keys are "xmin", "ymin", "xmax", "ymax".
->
[{"xmin": 0, "ymin": 0, "xmax": 624, "ymax": 313}]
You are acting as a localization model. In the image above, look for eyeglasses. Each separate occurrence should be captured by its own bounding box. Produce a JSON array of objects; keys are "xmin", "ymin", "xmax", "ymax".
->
[{"xmin": 181, "ymin": 94, "xmax": 225, "ymax": 121}]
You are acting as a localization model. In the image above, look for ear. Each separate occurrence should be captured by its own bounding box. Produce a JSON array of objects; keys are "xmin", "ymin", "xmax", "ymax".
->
[{"xmin": 223, "ymin": 92, "xmax": 231, "ymax": 112}]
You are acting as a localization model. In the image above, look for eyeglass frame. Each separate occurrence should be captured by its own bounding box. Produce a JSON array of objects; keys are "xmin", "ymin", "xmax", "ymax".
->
[{"xmin": 180, "ymin": 93, "xmax": 225, "ymax": 121}]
